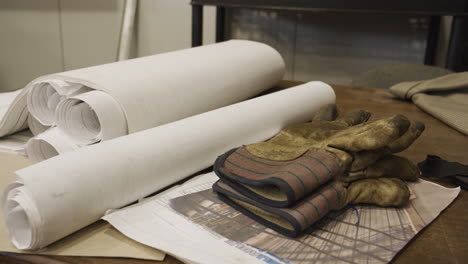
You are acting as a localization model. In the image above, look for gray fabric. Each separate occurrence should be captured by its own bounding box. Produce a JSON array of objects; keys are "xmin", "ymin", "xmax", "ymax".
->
[{"xmin": 390, "ymin": 72, "xmax": 468, "ymax": 135}]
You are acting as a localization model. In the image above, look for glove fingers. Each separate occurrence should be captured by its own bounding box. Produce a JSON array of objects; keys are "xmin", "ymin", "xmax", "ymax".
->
[
  {"xmin": 346, "ymin": 155, "xmax": 420, "ymax": 182},
  {"xmin": 349, "ymin": 148, "xmax": 391, "ymax": 172},
  {"xmin": 327, "ymin": 114, "xmax": 411, "ymax": 152},
  {"xmin": 388, "ymin": 120, "xmax": 425, "ymax": 153},
  {"xmin": 312, "ymin": 104, "xmax": 338, "ymax": 121},
  {"xmin": 334, "ymin": 109, "xmax": 371, "ymax": 126},
  {"xmin": 367, "ymin": 155, "xmax": 420, "ymax": 181},
  {"xmin": 345, "ymin": 178, "xmax": 410, "ymax": 207}
]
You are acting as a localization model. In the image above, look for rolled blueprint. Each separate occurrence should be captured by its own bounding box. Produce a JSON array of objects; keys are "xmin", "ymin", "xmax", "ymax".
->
[
  {"xmin": 1, "ymin": 40, "xmax": 284, "ymax": 149},
  {"xmin": 2, "ymin": 82, "xmax": 335, "ymax": 250},
  {"xmin": 26, "ymin": 128, "xmax": 80, "ymax": 163},
  {"xmin": 27, "ymin": 115, "xmax": 49, "ymax": 136},
  {"xmin": 26, "ymin": 40, "xmax": 285, "ymax": 134},
  {"xmin": 55, "ymin": 91, "xmax": 127, "ymax": 145},
  {"xmin": 27, "ymin": 80, "xmax": 90, "ymax": 126}
]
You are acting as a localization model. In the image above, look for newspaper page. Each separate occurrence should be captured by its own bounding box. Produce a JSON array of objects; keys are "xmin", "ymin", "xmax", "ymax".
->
[
  {"xmin": 105, "ymin": 172, "xmax": 460, "ymax": 264},
  {"xmin": 0, "ymin": 129, "xmax": 31, "ymax": 155},
  {"xmin": 0, "ymin": 90, "xmax": 30, "ymax": 154}
]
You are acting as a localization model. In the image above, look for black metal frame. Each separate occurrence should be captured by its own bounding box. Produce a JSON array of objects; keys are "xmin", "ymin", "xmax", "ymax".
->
[
  {"xmin": 446, "ymin": 16, "xmax": 468, "ymax": 71},
  {"xmin": 192, "ymin": 0, "xmax": 468, "ymax": 14},
  {"xmin": 191, "ymin": 0, "xmax": 468, "ymax": 71},
  {"xmin": 191, "ymin": 4, "xmax": 203, "ymax": 47},
  {"xmin": 424, "ymin": 16, "xmax": 441, "ymax": 65},
  {"xmin": 216, "ymin": 6, "xmax": 226, "ymax": 42},
  {"xmin": 192, "ymin": 5, "xmax": 226, "ymax": 46}
]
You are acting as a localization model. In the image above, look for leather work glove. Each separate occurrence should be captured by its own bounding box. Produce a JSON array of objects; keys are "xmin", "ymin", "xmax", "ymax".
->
[
  {"xmin": 212, "ymin": 105, "xmax": 424, "ymax": 238},
  {"xmin": 246, "ymin": 104, "xmax": 424, "ymax": 174},
  {"xmin": 213, "ymin": 176, "xmax": 410, "ymax": 238},
  {"xmin": 214, "ymin": 105, "xmax": 424, "ymax": 207}
]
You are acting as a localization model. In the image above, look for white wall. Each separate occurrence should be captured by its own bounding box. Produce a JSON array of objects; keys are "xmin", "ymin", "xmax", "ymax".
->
[
  {"xmin": 60, "ymin": 0, "xmax": 125, "ymax": 70},
  {"xmin": 0, "ymin": 0, "xmax": 63, "ymax": 92},
  {"xmin": 0, "ymin": 0, "xmax": 215, "ymax": 92},
  {"xmin": 136, "ymin": 0, "xmax": 215, "ymax": 57}
]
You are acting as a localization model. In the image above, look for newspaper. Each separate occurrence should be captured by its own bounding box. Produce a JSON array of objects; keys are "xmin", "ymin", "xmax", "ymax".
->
[
  {"xmin": 104, "ymin": 173, "xmax": 288, "ymax": 264},
  {"xmin": 105, "ymin": 173, "xmax": 460, "ymax": 264},
  {"xmin": 0, "ymin": 89, "xmax": 22, "ymax": 119},
  {"xmin": 0, "ymin": 90, "xmax": 30, "ymax": 154},
  {"xmin": 0, "ymin": 89, "xmax": 29, "ymax": 138},
  {"xmin": 0, "ymin": 130, "xmax": 31, "ymax": 155}
]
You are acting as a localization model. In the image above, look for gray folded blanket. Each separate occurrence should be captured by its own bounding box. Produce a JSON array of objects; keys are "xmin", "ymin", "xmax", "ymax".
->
[{"xmin": 390, "ymin": 72, "xmax": 468, "ymax": 135}]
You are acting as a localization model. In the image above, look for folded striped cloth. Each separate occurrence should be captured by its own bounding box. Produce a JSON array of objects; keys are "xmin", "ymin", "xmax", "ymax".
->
[
  {"xmin": 213, "ymin": 179, "xmax": 346, "ymax": 237},
  {"xmin": 214, "ymin": 147, "xmax": 342, "ymax": 207}
]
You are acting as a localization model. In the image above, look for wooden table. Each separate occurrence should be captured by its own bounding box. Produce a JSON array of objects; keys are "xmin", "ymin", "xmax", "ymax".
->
[{"xmin": 1, "ymin": 82, "xmax": 467, "ymax": 264}]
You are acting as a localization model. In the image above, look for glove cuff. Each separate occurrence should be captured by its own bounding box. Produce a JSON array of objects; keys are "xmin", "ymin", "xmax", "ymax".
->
[
  {"xmin": 214, "ymin": 147, "xmax": 342, "ymax": 207},
  {"xmin": 213, "ymin": 180, "xmax": 346, "ymax": 238}
]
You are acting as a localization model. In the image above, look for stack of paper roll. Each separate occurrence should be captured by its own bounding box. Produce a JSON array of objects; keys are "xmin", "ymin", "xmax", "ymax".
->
[
  {"xmin": 26, "ymin": 84, "xmax": 126, "ymax": 162},
  {"xmin": 7, "ymin": 40, "xmax": 286, "ymax": 162},
  {"xmin": 1, "ymin": 39, "xmax": 338, "ymax": 251},
  {"xmin": 2, "ymin": 81, "xmax": 336, "ymax": 250}
]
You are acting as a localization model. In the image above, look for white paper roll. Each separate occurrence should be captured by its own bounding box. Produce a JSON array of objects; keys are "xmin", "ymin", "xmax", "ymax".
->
[
  {"xmin": 26, "ymin": 80, "xmax": 90, "ymax": 126},
  {"xmin": 2, "ymin": 40, "xmax": 284, "ymax": 146},
  {"xmin": 55, "ymin": 91, "xmax": 127, "ymax": 145},
  {"xmin": 2, "ymin": 82, "xmax": 335, "ymax": 250},
  {"xmin": 27, "ymin": 115, "xmax": 49, "ymax": 136},
  {"xmin": 26, "ymin": 128, "xmax": 80, "ymax": 163},
  {"xmin": 29, "ymin": 40, "xmax": 286, "ymax": 133}
]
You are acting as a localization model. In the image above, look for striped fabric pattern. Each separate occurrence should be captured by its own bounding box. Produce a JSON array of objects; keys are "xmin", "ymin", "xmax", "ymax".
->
[
  {"xmin": 213, "ymin": 179, "xmax": 346, "ymax": 238},
  {"xmin": 214, "ymin": 147, "xmax": 342, "ymax": 207}
]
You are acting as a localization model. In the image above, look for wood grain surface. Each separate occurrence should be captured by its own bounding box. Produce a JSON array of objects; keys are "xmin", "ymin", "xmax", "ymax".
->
[{"xmin": 1, "ymin": 81, "xmax": 466, "ymax": 263}]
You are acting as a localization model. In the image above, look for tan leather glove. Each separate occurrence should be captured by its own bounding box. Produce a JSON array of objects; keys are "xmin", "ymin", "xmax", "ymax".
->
[
  {"xmin": 246, "ymin": 104, "xmax": 424, "ymax": 174},
  {"xmin": 214, "ymin": 105, "xmax": 424, "ymax": 207}
]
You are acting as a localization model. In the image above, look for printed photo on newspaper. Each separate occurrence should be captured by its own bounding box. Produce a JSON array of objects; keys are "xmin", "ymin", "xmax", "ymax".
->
[{"xmin": 105, "ymin": 172, "xmax": 459, "ymax": 264}]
